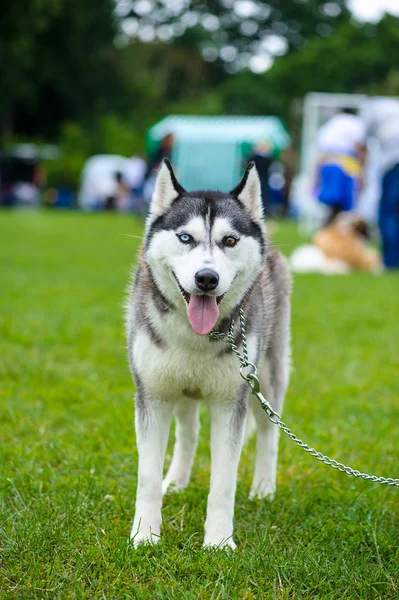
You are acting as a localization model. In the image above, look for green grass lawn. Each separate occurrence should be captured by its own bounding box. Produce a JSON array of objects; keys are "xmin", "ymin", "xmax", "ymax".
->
[{"xmin": 1, "ymin": 210, "xmax": 398, "ymax": 599}]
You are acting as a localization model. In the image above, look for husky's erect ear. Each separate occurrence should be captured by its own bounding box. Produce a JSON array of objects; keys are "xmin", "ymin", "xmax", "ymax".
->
[
  {"xmin": 230, "ymin": 163, "xmax": 263, "ymax": 222},
  {"xmin": 151, "ymin": 159, "xmax": 186, "ymax": 216}
]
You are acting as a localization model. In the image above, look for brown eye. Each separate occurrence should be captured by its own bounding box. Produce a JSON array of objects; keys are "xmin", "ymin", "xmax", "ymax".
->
[{"xmin": 223, "ymin": 236, "xmax": 238, "ymax": 248}]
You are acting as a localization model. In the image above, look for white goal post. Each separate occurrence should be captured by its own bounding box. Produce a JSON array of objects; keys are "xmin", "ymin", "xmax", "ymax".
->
[{"xmin": 294, "ymin": 92, "xmax": 386, "ymax": 232}]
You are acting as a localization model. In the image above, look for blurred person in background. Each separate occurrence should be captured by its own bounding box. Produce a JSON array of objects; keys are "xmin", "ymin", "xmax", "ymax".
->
[
  {"xmin": 0, "ymin": 151, "xmax": 44, "ymax": 207},
  {"xmin": 281, "ymin": 144, "xmax": 296, "ymax": 218},
  {"xmin": 361, "ymin": 98, "xmax": 399, "ymax": 269},
  {"xmin": 114, "ymin": 171, "xmax": 133, "ymax": 212},
  {"xmin": 145, "ymin": 133, "xmax": 175, "ymax": 178},
  {"xmin": 143, "ymin": 133, "xmax": 175, "ymax": 206},
  {"xmin": 123, "ymin": 153, "xmax": 147, "ymax": 211},
  {"xmin": 247, "ymin": 140, "xmax": 272, "ymax": 216},
  {"xmin": 315, "ymin": 107, "xmax": 367, "ymax": 224}
]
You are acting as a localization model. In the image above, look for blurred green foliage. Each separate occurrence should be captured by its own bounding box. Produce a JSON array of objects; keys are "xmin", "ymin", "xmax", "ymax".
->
[
  {"xmin": 1, "ymin": 1, "xmax": 399, "ymax": 190},
  {"xmin": 42, "ymin": 116, "xmax": 144, "ymax": 188}
]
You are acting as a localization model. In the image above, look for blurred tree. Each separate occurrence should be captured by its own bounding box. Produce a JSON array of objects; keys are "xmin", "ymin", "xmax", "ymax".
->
[
  {"xmin": 117, "ymin": 0, "xmax": 349, "ymax": 71},
  {"xmin": 218, "ymin": 14, "xmax": 399, "ymax": 120},
  {"xmin": 378, "ymin": 70, "xmax": 399, "ymax": 96},
  {"xmin": 44, "ymin": 115, "xmax": 143, "ymax": 188},
  {"xmin": 3, "ymin": 0, "xmax": 399, "ymax": 189},
  {"xmin": 112, "ymin": 35, "xmax": 226, "ymax": 128},
  {"xmin": 0, "ymin": 0, "xmax": 126, "ymax": 142},
  {"xmin": 0, "ymin": 0, "xmax": 61, "ymax": 138}
]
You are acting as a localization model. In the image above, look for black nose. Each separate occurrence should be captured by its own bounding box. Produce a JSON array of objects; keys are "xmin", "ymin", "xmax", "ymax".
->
[{"xmin": 195, "ymin": 269, "xmax": 219, "ymax": 292}]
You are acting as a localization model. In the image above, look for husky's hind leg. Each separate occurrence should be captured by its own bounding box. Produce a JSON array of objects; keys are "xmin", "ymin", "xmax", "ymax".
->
[
  {"xmin": 162, "ymin": 399, "xmax": 200, "ymax": 494},
  {"xmin": 249, "ymin": 379, "xmax": 281, "ymax": 500},
  {"xmin": 250, "ymin": 294, "xmax": 290, "ymax": 500},
  {"xmin": 244, "ymin": 402, "xmax": 256, "ymax": 443},
  {"xmin": 131, "ymin": 397, "xmax": 173, "ymax": 546}
]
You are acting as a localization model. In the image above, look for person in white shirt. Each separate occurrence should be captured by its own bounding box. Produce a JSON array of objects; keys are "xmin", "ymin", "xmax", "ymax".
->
[
  {"xmin": 123, "ymin": 155, "xmax": 147, "ymax": 208},
  {"xmin": 315, "ymin": 108, "xmax": 367, "ymax": 223},
  {"xmin": 361, "ymin": 98, "xmax": 399, "ymax": 268}
]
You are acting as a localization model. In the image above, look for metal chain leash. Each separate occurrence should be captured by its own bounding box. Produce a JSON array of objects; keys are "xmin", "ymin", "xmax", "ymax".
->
[{"xmin": 209, "ymin": 308, "xmax": 399, "ymax": 488}]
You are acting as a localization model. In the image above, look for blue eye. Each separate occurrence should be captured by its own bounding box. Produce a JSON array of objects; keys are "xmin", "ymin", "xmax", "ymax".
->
[{"xmin": 177, "ymin": 233, "xmax": 193, "ymax": 244}]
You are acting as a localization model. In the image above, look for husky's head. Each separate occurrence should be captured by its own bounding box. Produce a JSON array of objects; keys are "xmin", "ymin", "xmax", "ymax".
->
[{"xmin": 144, "ymin": 159, "xmax": 266, "ymax": 335}]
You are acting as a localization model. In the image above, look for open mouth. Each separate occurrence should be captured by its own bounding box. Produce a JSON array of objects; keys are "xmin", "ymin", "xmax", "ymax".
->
[
  {"xmin": 172, "ymin": 273, "xmax": 224, "ymax": 335},
  {"xmin": 174, "ymin": 277, "xmax": 224, "ymax": 306}
]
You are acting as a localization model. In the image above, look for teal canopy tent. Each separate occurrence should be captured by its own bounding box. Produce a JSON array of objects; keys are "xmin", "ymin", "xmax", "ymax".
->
[{"xmin": 147, "ymin": 115, "xmax": 291, "ymax": 192}]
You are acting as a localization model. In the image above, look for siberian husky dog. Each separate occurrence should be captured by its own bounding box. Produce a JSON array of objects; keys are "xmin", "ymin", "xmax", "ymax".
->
[{"xmin": 126, "ymin": 159, "xmax": 291, "ymax": 549}]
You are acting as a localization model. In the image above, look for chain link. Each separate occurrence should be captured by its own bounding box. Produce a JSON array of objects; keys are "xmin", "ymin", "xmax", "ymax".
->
[
  {"xmin": 209, "ymin": 308, "xmax": 248, "ymax": 367},
  {"xmin": 209, "ymin": 309, "xmax": 399, "ymax": 488}
]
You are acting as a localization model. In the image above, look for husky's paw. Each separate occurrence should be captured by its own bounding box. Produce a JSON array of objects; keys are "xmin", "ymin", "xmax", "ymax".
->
[
  {"xmin": 203, "ymin": 537, "xmax": 236, "ymax": 551},
  {"xmin": 249, "ymin": 480, "xmax": 276, "ymax": 501},
  {"xmin": 130, "ymin": 531, "xmax": 160, "ymax": 548},
  {"xmin": 130, "ymin": 522, "xmax": 161, "ymax": 548}
]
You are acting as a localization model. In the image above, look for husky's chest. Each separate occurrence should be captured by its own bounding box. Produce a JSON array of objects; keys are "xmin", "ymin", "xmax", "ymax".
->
[{"xmin": 132, "ymin": 309, "xmax": 246, "ymax": 403}]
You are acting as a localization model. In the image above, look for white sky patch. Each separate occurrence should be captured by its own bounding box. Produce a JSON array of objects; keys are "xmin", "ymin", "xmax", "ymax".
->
[
  {"xmin": 234, "ymin": 0, "xmax": 259, "ymax": 18},
  {"xmin": 134, "ymin": 0, "xmax": 153, "ymax": 15},
  {"xmin": 115, "ymin": 0, "xmax": 133, "ymax": 18},
  {"xmin": 219, "ymin": 45, "xmax": 238, "ymax": 62},
  {"xmin": 347, "ymin": 0, "xmax": 399, "ymax": 22},
  {"xmin": 138, "ymin": 24, "xmax": 155, "ymax": 42},
  {"xmin": 157, "ymin": 24, "xmax": 174, "ymax": 41},
  {"xmin": 260, "ymin": 35, "xmax": 288, "ymax": 57},
  {"xmin": 240, "ymin": 20, "xmax": 259, "ymax": 36},
  {"xmin": 228, "ymin": 51, "xmax": 252, "ymax": 72},
  {"xmin": 181, "ymin": 11, "xmax": 199, "ymax": 27},
  {"xmin": 321, "ymin": 2, "xmax": 342, "ymax": 17},
  {"xmin": 165, "ymin": 0, "xmax": 190, "ymax": 16},
  {"xmin": 171, "ymin": 22, "xmax": 186, "ymax": 36},
  {"xmin": 249, "ymin": 54, "xmax": 273, "ymax": 74},
  {"xmin": 201, "ymin": 46, "xmax": 219, "ymax": 62},
  {"xmin": 201, "ymin": 14, "xmax": 220, "ymax": 32},
  {"xmin": 121, "ymin": 17, "xmax": 139, "ymax": 37},
  {"xmin": 153, "ymin": 8, "xmax": 170, "ymax": 23}
]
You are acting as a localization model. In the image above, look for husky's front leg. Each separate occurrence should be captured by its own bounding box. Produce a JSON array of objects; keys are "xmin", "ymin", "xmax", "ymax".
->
[
  {"xmin": 162, "ymin": 399, "xmax": 200, "ymax": 494},
  {"xmin": 204, "ymin": 395, "xmax": 247, "ymax": 549},
  {"xmin": 131, "ymin": 397, "xmax": 173, "ymax": 546}
]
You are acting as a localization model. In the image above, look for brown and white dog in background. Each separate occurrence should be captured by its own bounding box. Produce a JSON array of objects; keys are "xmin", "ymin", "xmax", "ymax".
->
[{"xmin": 290, "ymin": 213, "xmax": 382, "ymax": 274}]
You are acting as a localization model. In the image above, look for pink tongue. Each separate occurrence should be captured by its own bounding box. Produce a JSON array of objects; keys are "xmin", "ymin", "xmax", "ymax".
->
[{"xmin": 187, "ymin": 295, "xmax": 219, "ymax": 335}]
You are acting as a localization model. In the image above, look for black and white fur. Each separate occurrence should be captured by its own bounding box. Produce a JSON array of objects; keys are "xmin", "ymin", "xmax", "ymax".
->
[{"xmin": 126, "ymin": 160, "xmax": 291, "ymax": 549}]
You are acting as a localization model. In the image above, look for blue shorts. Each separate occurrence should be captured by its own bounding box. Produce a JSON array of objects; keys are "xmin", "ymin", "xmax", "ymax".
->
[{"xmin": 317, "ymin": 164, "xmax": 357, "ymax": 211}]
